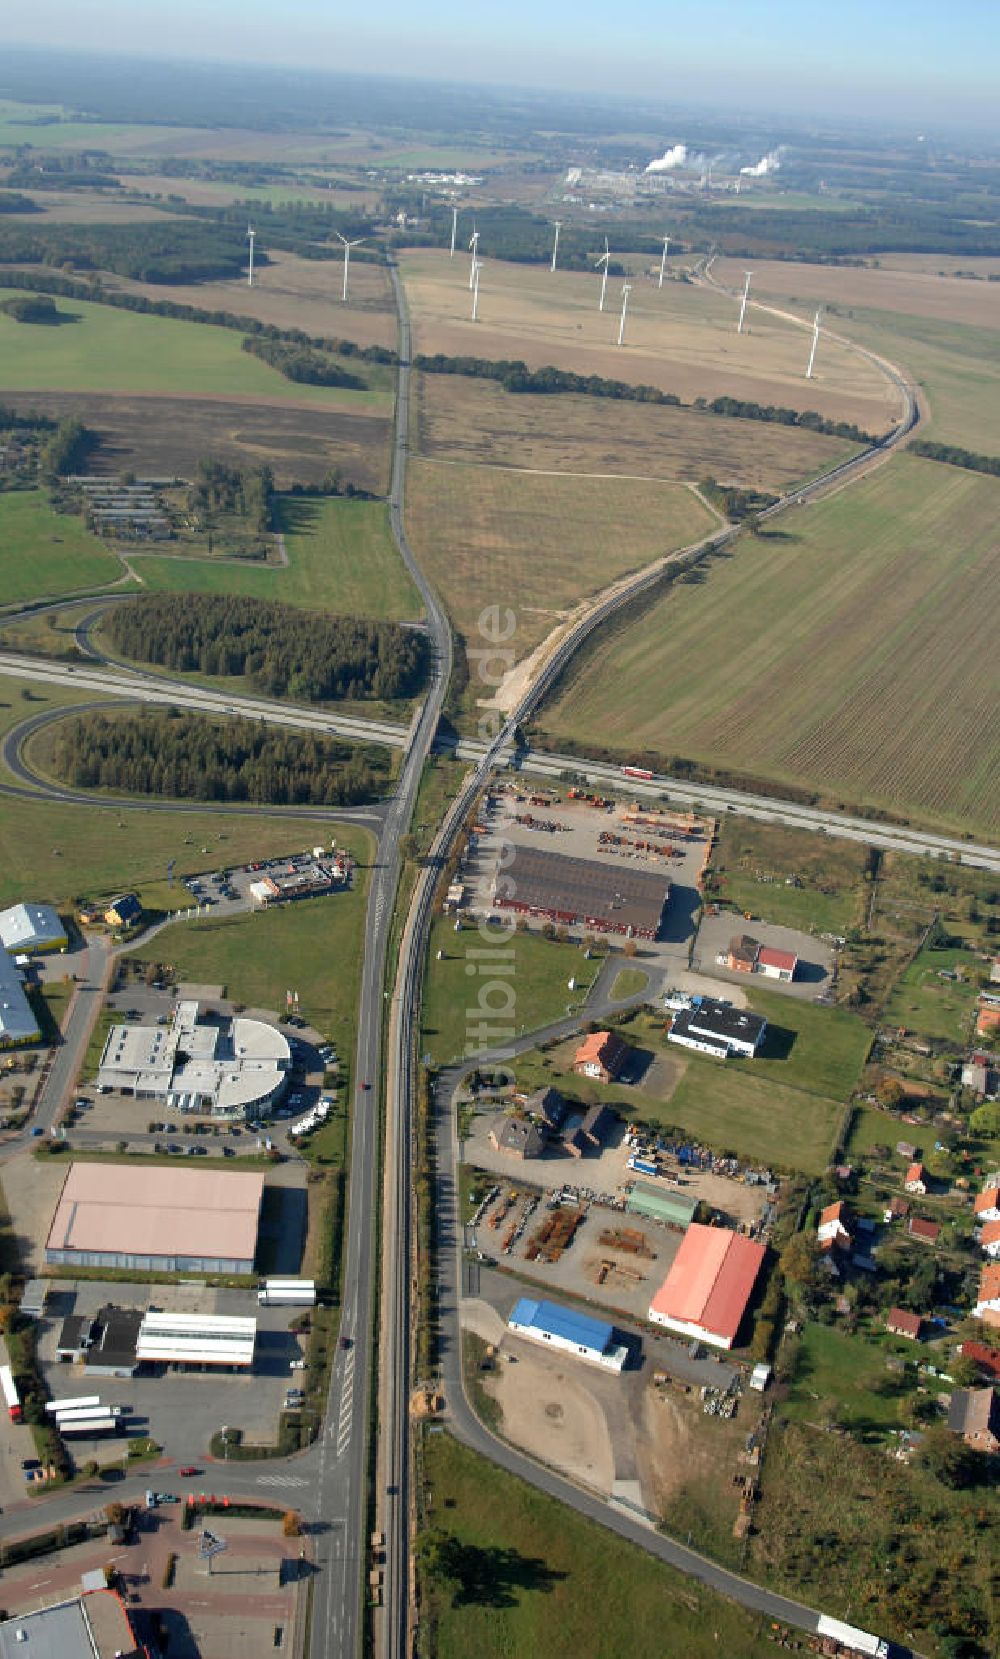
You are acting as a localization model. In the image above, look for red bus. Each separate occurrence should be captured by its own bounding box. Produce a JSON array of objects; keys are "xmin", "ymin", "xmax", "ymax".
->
[{"xmin": 622, "ymin": 765, "xmax": 654, "ymax": 782}]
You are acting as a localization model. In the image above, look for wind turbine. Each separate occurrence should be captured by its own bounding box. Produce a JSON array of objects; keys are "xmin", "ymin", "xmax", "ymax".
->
[
  {"xmin": 658, "ymin": 234, "xmax": 671, "ymax": 289},
  {"xmin": 806, "ymin": 308, "xmax": 822, "ymax": 379},
  {"xmin": 471, "ymin": 257, "xmax": 483, "ymax": 322},
  {"xmin": 617, "ymin": 283, "xmax": 632, "ymax": 347},
  {"xmin": 336, "ymin": 231, "xmax": 365, "ymax": 302},
  {"xmin": 737, "ymin": 269, "xmax": 752, "ymax": 334},
  {"xmin": 468, "ymin": 227, "xmax": 480, "ymax": 288},
  {"xmin": 449, "ymin": 205, "xmax": 458, "ymax": 258},
  {"xmin": 594, "ymin": 237, "xmax": 611, "ymax": 312},
  {"xmin": 550, "ymin": 220, "xmax": 561, "ymax": 273},
  {"xmin": 246, "ymin": 224, "xmax": 256, "ymax": 288}
]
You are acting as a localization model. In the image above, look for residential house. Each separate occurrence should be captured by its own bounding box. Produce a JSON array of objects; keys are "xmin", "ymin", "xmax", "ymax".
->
[
  {"xmin": 886, "ymin": 1307, "xmax": 923, "ymax": 1341},
  {"xmin": 817, "ymin": 1200, "xmax": 852, "ymax": 1253},
  {"xmin": 962, "ymin": 1052, "xmax": 998, "ymax": 1097},
  {"xmin": 573, "ymin": 1029, "xmax": 629, "ymax": 1084},
  {"xmin": 884, "ymin": 1195, "xmax": 910, "ymax": 1224},
  {"xmin": 947, "ymin": 1387, "xmax": 1000, "ymax": 1453},
  {"xmin": 727, "ymin": 934, "xmax": 759, "ymax": 973},
  {"xmin": 908, "ymin": 1216, "xmax": 940, "ymax": 1245},
  {"xmin": 104, "ymin": 893, "xmax": 142, "ymax": 929},
  {"xmin": 904, "ymin": 1163, "xmax": 928, "ymax": 1195},
  {"xmin": 525, "ymin": 1086, "xmax": 567, "ymax": 1132},
  {"xmin": 960, "ymin": 1341, "xmax": 1000, "ymax": 1381},
  {"xmin": 976, "ymin": 993, "xmax": 1000, "ymax": 1038},
  {"xmin": 580, "ymin": 1103, "xmax": 616, "ymax": 1146},
  {"xmin": 896, "ymin": 1140, "xmax": 918, "ymax": 1161},
  {"xmin": 488, "ymin": 1115, "xmax": 544, "ymax": 1160},
  {"xmin": 991, "ymin": 955, "xmax": 1000, "ymax": 985},
  {"xmin": 974, "ymin": 1262, "xmax": 1000, "ymax": 1327},
  {"xmin": 561, "ymin": 1127, "xmax": 590, "ymax": 1159},
  {"xmin": 980, "ymin": 1220, "xmax": 1000, "ymax": 1260},
  {"xmin": 974, "ymin": 1187, "xmax": 1000, "ymax": 1224}
]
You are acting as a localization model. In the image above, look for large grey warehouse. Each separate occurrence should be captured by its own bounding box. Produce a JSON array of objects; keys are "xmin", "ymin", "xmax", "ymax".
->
[{"xmin": 492, "ymin": 844, "xmax": 670, "ymax": 940}]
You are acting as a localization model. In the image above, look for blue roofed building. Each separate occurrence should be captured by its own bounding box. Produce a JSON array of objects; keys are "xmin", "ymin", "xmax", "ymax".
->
[{"xmin": 508, "ymin": 1296, "xmax": 629, "ymax": 1372}]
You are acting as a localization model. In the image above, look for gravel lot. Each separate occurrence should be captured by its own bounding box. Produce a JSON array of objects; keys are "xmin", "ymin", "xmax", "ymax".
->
[{"xmin": 691, "ymin": 913, "xmax": 836, "ymax": 1000}]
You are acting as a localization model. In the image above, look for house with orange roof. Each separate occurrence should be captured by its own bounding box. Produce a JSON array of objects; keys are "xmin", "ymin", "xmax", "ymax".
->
[
  {"xmin": 974, "ymin": 1261, "xmax": 1000, "ymax": 1328},
  {"xmin": 817, "ymin": 1200, "xmax": 851, "ymax": 1253},
  {"xmin": 904, "ymin": 1162, "xmax": 928, "ymax": 1194},
  {"xmin": 980, "ymin": 1219, "xmax": 1000, "ymax": 1259},
  {"xmin": 975, "ymin": 1187, "xmax": 1000, "ymax": 1223},
  {"xmin": 573, "ymin": 1029, "xmax": 629, "ymax": 1084}
]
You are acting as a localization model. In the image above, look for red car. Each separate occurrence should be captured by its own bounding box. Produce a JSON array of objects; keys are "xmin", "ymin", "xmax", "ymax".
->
[{"xmin": 178, "ymin": 1466, "xmax": 200, "ymax": 1477}]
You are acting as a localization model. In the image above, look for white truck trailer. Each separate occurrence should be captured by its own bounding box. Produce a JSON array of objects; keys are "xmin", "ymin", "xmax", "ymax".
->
[{"xmin": 257, "ymin": 1278, "xmax": 316, "ymax": 1307}]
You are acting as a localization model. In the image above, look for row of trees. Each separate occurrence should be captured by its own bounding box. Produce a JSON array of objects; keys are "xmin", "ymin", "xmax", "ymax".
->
[
  {"xmin": 1, "ymin": 294, "xmax": 61, "ymax": 324},
  {"xmin": 49, "ymin": 710, "xmax": 389, "ymax": 807},
  {"xmin": 0, "ymin": 191, "xmax": 38, "ymax": 214},
  {"xmin": 187, "ymin": 459, "xmax": 274, "ymax": 532},
  {"xmin": 0, "ymin": 219, "xmax": 255, "ymax": 284},
  {"xmin": 41, "ymin": 417, "xmax": 95, "ymax": 480},
  {"xmin": 910, "ymin": 439, "xmax": 1000, "ymax": 477},
  {"xmin": 104, "ymin": 593, "xmax": 429, "ymax": 704},
  {"xmin": 241, "ymin": 335, "xmax": 366, "ymax": 389}
]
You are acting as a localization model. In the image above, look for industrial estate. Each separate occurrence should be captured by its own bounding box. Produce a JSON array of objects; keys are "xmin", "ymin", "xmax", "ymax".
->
[{"xmin": 0, "ymin": 22, "xmax": 996, "ymax": 1659}]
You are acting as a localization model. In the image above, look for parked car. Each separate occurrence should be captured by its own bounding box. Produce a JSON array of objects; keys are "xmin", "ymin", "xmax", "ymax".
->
[{"xmin": 178, "ymin": 1466, "xmax": 199, "ymax": 1477}]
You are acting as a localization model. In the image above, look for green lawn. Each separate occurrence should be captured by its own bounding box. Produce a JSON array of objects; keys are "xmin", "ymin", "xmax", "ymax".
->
[
  {"xmin": 124, "ymin": 882, "xmax": 369, "ymax": 1055},
  {"xmin": 837, "ymin": 307, "xmax": 1000, "ymax": 453},
  {"xmin": 609, "ymin": 967, "xmax": 648, "ymax": 1000},
  {"xmin": 780, "ymin": 1323, "xmax": 911, "ymax": 1436},
  {"xmin": 420, "ymin": 1431, "xmax": 775, "ymax": 1659},
  {"xmin": 735, "ymin": 989, "xmax": 872, "ymax": 1101},
  {"xmin": 663, "ymin": 1065, "xmax": 843, "ymax": 1174},
  {"xmin": 421, "ymin": 919, "xmax": 602, "ymax": 1066},
  {"xmin": 131, "ymin": 496, "xmax": 422, "ymax": 619},
  {"xmin": 883, "ymin": 944, "xmax": 982, "ymax": 1044},
  {"xmin": 0, "ymin": 287, "xmax": 390, "ymax": 407},
  {"xmin": 846, "ymin": 1105, "xmax": 918, "ymax": 1168},
  {"xmin": 709, "ymin": 817, "xmax": 867, "ymax": 936},
  {"xmin": 0, "ymin": 489, "xmax": 125, "ymax": 605}
]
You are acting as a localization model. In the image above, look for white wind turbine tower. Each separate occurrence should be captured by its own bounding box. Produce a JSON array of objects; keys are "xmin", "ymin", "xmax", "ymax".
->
[
  {"xmin": 737, "ymin": 269, "xmax": 753, "ymax": 334},
  {"xmin": 658, "ymin": 234, "xmax": 671, "ymax": 289},
  {"xmin": 449, "ymin": 205, "xmax": 458, "ymax": 257},
  {"xmin": 246, "ymin": 224, "xmax": 256, "ymax": 288},
  {"xmin": 594, "ymin": 237, "xmax": 610, "ymax": 312},
  {"xmin": 336, "ymin": 231, "xmax": 365, "ymax": 302},
  {"xmin": 806, "ymin": 308, "xmax": 822, "ymax": 379},
  {"xmin": 617, "ymin": 282, "xmax": 632, "ymax": 347},
  {"xmin": 550, "ymin": 220, "xmax": 562, "ymax": 272},
  {"xmin": 471, "ymin": 256, "xmax": 483, "ymax": 321},
  {"xmin": 468, "ymin": 226, "xmax": 480, "ymax": 288}
]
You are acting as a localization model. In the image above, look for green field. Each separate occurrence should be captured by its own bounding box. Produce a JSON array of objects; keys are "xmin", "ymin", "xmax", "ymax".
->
[
  {"xmin": 709, "ymin": 816, "xmax": 867, "ymax": 935},
  {"xmin": 539, "ymin": 454, "xmax": 1000, "ymax": 838},
  {"xmin": 420, "ymin": 1431, "xmax": 775, "ymax": 1659},
  {"xmin": 663, "ymin": 1065, "xmax": 843, "ymax": 1174},
  {"xmin": 130, "ymin": 496, "xmax": 421, "ymax": 619},
  {"xmin": 0, "ymin": 489, "xmax": 125, "ymax": 604},
  {"xmin": 421, "ymin": 919, "xmax": 602, "ymax": 1066},
  {"xmin": 883, "ymin": 943, "xmax": 983, "ymax": 1044},
  {"xmin": 0, "ymin": 288, "xmax": 390, "ymax": 407},
  {"xmin": 780, "ymin": 1323, "xmax": 911, "ymax": 1435},
  {"xmin": 125, "ymin": 883, "xmax": 368, "ymax": 1056},
  {"xmin": 839, "ymin": 308, "xmax": 1000, "ymax": 452}
]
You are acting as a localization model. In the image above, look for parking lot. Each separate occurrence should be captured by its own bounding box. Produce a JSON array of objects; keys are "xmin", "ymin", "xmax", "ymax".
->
[
  {"xmin": 456, "ymin": 785, "xmax": 713, "ymax": 965},
  {"xmin": 691, "ymin": 912, "xmax": 836, "ymax": 1001},
  {"xmin": 35, "ymin": 1280, "xmax": 307, "ymax": 1463}
]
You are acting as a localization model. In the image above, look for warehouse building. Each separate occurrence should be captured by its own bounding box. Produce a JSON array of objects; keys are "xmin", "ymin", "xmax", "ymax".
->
[
  {"xmin": 648, "ymin": 1223, "xmax": 766, "ymax": 1349},
  {"xmin": 0, "ymin": 1589, "xmax": 142, "ymax": 1659},
  {"xmin": 0, "ymin": 902, "xmax": 67, "ymax": 954},
  {"xmin": 626, "ymin": 1182, "xmax": 698, "ymax": 1230},
  {"xmin": 492, "ymin": 845, "xmax": 669, "ymax": 940},
  {"xmin": 0, "ymin": 948, "xmax": 39, "ymax": 1047},
  {"xmin": 46, "ymin": 1163, "xmax": 265, "ymax": 1274},
  {"xmin": 136, "ymin": 1311, "xmax": 256, "ymax": 1371},
  {"xmin": 98, "ymin": 999, "xmax": 290, "ymax": 1119},
  {"xmin": 508, "ymin": 1296, "xmax": 628, "ymax": 1372},
  {"xmin": 667, "ymin": 998, "xmax": 767, "ymax": 1059}
]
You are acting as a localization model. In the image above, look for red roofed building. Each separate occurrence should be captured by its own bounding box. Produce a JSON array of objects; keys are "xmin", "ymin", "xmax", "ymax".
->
[
  {"xmin": 960, "ymin": 1341, "xmax": 1000, "ymax": 1381},
  {"xmin": 904, "ymin": 1162, "xmax": 928, "ymax": 1194},
  {"xmin": 756, "ymin": 945, "xmax": 798, "ymax": 982},
  {"xmin": 974, "ymin": 1187, "xmax": 1000, "ymax": 1223},
  {"xmin": 980, "ymin": 1219, "xmax": 1000, "ymax": 1259},
  {"xmin": 908, "ymin": 1216, "xmax": 940, "ymax": 1244},
  {"xmin": 886, "ymin": 1307, "xmax": 923, "ymax": 1341},
  {"xmin": 648, "ymin": 1222, "xmax": 765, "ymax": 1350},
  {"xmin": 974, "ymin": 1262, "xmax": 1000, "ymax": 1328},
  {"xmin": 976, "ymin": 996, "xmax": 1000, "ymax": 1037},
  {"xmin": 817, "ymin": 1200, "xmax": 851, "ymax": 1253},
  {"xmin": 573, "ymin": 1029, "xmax": 629, "ymax": 1084}
]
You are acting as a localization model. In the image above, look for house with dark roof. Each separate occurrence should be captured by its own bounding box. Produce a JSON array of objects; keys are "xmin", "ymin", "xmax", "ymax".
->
[
  {"xmin": 525, "ymin": 1086, "xmax": 567, "ymax": 1131},
  {"xmin": 908, "ymin": 1216, "xmax": 940, "ymax": 1244},
  {"xmin": 727, "ymin": 934, "xmax": 759, "ymax": 973},
  {"xmin": 562, "ymin": 1127, "xmax": 590, "ymax": 1159},
  {"xmin": 573, "ymin": 1029, "xmax": 629, "ymax": 1083},
  {"xmin": 947, "ymin": 1387, "xmax": 1000, "ymax": 1452},
  {"xmin": 488, "ymin": 1115, "xmax": 544, "ymax": 1160},
  {"xmin": 105, "ymin": 893, "xmax": 142, "ymax": 929},
  {"xmin": 580, "ymin": 1103, "xmax": 616, "ymax": 1146},
  {"xmin": 667, "ymin": 998, "xmax": 767, "ymax": 1060}
]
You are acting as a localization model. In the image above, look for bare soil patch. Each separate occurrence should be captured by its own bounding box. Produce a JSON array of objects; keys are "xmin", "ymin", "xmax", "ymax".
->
[
  {"xmin": 712, "ymin": 254, "xmax": 1000, "ymax": 331},
  {"xmin": 483, "ymin": 1340, "xmax": 616, "ymax": 1495},
  {"xmin": 1, "ymin": 390, "xmax": 390, "ymax": 491}
]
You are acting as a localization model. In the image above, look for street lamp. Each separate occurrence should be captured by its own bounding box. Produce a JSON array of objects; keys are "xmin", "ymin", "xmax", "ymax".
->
[{"xmin": 221, "ymin": 1424, "xmax": 228, "ymax": 1461}]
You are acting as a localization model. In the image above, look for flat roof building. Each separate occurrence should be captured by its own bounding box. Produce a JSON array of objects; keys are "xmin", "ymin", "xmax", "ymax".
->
[
  {"xmin": 0, "ymin": 902, "xmax": 66, "ymax": 954},
  {"xmin": 667, "ymin": 998, "xmax": 767, "ymax": 1060},
  {"xmin": 0, "ymin": 1590, "xmax": 142, "ymax": 1659},
  {"xmin": 0, "ymin": 948, "xmax": 39, "ymax": 1047},
  {"xmin": 648, "ymin": 1223, "xmax": 766, "ymax": 1349},
  {"xmin": 508, "ymin": 1296, "xmax": 628, "ymax": 1372},
  {"xmin": 97, "ymin": 999, "xmax": 290, "ymax": 1119},
  {"xmin": 136, "ymin": 1310, "xmax": 256, "ymax": 1370},
  {"xmin": 46, "ymin": 1163, "xmax": 265, "ymax": 1275},
  {"xmin": 493, "ymin": 844, "xmax": 669, "ymax": 940}
]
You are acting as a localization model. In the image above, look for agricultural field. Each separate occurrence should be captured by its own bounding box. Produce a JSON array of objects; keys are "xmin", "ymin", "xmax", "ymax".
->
[
  {"xmin": 6, "ymin": 390, "xmax": 390, "ymax": 494},
  {"xmin": 0, "ymin": 488, "xmax": 125, "ymax": 605},
  {"xmin": 708, "ymin": 817, "xmax": 868, "ymax": 936},
  {"xmin": 711, "ymin": 253, "xmax": 1000, "ymax": 331},
  {"xmin": 110, "ymin": 248, "xmax": 397, "ymax": 351},
  {"xmin": 124, "ymin": 174, "xmax": 382, "ymax": 212},
  {"xmin": 538, "ymin": 454, "xmax": 1000, "ymax": 838},
  {"xmin": 831, "ymin": 310, "xmax": 1000, "ymax": 452},
  {"xmin": 413, "ymin": 372, "xmax": 855, "ymax": 489},
  {"xmin": 0, "ymin": 287, "xmax": 391, "ymax": 407},
  {"xmin": 130, "ymin": 496, "xmax": 421, "ymax": 619},
  {"xmin": 421, "ymin": 918, "xmax": 602, "ymax": 1066},
  {"xmin": 404, "ymin": 459, "xmax": 716, "ymax": 660},
  {"xmin": 419, "ymin": 1431, "xmax": 776, "ymax": 1659},
  {"xmin": 398, "ymin": 249, "xmax": 900, "ymax": 433},
  {"xmin": 0, "ymin": 190, "xmax": 177, "ymax": 225}
]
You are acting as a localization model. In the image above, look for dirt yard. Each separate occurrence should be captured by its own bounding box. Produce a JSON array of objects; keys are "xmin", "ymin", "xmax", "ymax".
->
[
  {"xmin": 480, "ymin": 1339, "xmax": 617, "ymax": 1495},
  {"xmin": 640, "ymin": 1376, "xmax": 756, "ymax": 1537}
]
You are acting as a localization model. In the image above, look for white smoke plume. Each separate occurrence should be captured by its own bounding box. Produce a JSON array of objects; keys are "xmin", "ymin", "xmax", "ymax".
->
[
  {"xmin": 740, "ymin": 150, "xmax": 782, "ymax": 177},
  {"xmin": 645, "ymin": 144, "xmax": 689, "ymax": 174}
]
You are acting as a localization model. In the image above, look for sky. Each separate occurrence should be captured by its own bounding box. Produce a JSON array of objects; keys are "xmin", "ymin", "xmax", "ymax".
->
[{"xmin": 3, "ymin": 1, "xmax": 999, "ymax": 130}]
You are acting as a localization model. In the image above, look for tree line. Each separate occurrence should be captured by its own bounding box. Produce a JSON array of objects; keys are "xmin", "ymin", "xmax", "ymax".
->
[
  {"xmin": 104, "ymin": 593, "xmax": 429, "ymax": 703},
  {"xmin": 0, "ymin": 190, "xmax": 39, "ymax": 214},
  {"xmin": 187, "ymin": 459, "xmax": 274, "ymax": 532},
  {"xmin": 0, "ymin": 219, "xmax": 256, "ymax": 284},
  {"xmin": 48, "ymin": 709, "xmax": 390, "ymax": 807},
  {"xmin": 415, "ymin": 352, "xmax": 874, "ymax": 441},
  {"xmin": 241, "ymin": 335, "xmax": 366, "ymax": 389},
  {"xmin": 41, "ymin": 417, "xmax": 95, "ymax": 479},
  {"xmin": 909, "ymin": 439, "xmax": 1000, "ymax": 478}
]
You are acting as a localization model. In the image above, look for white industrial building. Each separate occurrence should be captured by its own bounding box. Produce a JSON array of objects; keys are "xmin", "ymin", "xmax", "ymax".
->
[
  {"xmin": 135, "ymin": 1310, "xmax": 256, "ymax": 1370},
  {"xmin": 0, "ymin": 902, "xmax": 67, "ymax": 954},
  {"xmin": 667, "ymin": 998, "xmax": 767, "ymax": 1060},
  {"xmin": 508, "ymin": 1296, "xmax": 628, "ymax": 1372},
  {"xmin": 97, "ymin": 998, "xmax": 290, "ymax": 1118},
  {"xmin": 0, "ymin": 949, "xmax": 39, "ymax": 1047}
]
